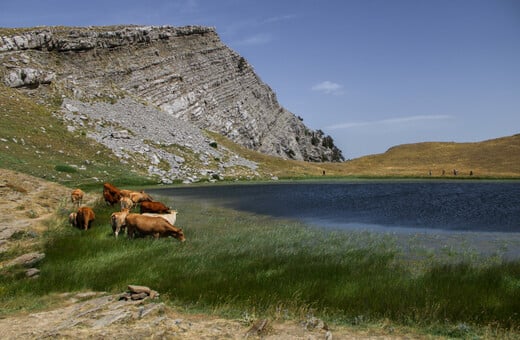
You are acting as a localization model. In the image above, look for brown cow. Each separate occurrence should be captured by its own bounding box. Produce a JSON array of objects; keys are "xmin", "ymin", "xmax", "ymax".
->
[
  {"xmin": 140, "ymin": 201, "xmax": 171, "ymax": 214},
  {"xmin": 103, "ymin": 182, "xmax": 121, "ymax": 206},
  {"xmin": 71, "ymin": 188, "xmax": 84, "ymax": 207},
  {"xmin": 75, "ymin": 207, "xmax": 95, "ymax": 231},
  {"xmin": 111, "ymin": 208, "xmax": 130, "ymax": 237},
  {"xmin": 125, "ymin": 213, "xmax": 185, "ymax": 242}
]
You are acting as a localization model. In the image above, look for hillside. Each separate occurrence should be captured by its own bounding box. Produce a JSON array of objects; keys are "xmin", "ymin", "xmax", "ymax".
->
[
  {"xmin": 335, "ymin": 135, "xmax": 520, "ymax": 178},
  {"xmin": 0, "ymin": 25, "xmax": 343, "ymax": 181}
]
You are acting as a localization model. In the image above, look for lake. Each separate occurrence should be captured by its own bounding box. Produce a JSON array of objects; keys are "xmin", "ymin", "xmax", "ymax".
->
[{"xmin": 149, "ymin": 180, "xmax": 520, "ymax": 259}]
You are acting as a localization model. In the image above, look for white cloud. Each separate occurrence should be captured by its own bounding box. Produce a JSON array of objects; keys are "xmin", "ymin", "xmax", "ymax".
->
[
  {"xmin": 326, "ymin": 115, "xmax": 453, "ymax": 130},
  {"xmin": 234, "ymin": 33, "xmax": 272, "ymax": 46},
  {"xmin": 263, "ymin": 14, "xmax": 297, "ymax": 23},
  {"xmin": 311, "ymin": 81, "xmax": 344, "ymax": 95}
]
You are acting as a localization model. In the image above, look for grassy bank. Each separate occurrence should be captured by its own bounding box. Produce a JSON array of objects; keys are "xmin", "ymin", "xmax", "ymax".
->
[{"xmin": 1, "ymin": 194, "xmax": 519, "ymax": 338}]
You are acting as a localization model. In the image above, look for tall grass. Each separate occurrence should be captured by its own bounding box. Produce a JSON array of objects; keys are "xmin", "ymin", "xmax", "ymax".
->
[{"xmin": 1, "ymin": 196, "xmax": 519, "ymax": 335}]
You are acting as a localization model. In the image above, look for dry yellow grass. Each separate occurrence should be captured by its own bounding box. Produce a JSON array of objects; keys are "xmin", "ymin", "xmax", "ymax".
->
[{"xmin": 209, "ymin": 131, "xmax": 520, "ymax": 179}]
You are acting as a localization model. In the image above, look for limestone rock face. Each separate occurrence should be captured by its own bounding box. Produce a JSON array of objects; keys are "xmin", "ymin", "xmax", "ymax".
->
[{"xmin": 0, "ymin": 25, "xmax": 344, "ymax": 162}]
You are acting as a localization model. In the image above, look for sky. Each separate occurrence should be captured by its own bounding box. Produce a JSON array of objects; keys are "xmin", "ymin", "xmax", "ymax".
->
[{"xmin": 1, "ymin": 0, "xmax": 519, "ymax": 159}]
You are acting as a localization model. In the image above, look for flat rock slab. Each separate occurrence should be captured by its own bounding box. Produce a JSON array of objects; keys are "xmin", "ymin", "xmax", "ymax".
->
[
  {"xmin": 6, "ymin": 252, "xmax": 45, "ymax": 267},
  {"xmin": 0, "ymin": 293, "xmax": 348, "ymax": 339}
]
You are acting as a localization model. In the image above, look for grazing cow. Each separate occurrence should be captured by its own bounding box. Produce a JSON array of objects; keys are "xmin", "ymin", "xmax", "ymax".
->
[
  {"xmin": 103, "ymin": 182, "xmax": 121, "ymax": 206},
  {"xmin": 111, "ymin": 208, "xmax": 130, "ymax": 237},
  {"xmin": 142, "ymin": 210, "xmax": 178, "ymax": 226},
  {"xmin": 119, "ymin": 189, "xmax": 133, "ymax": 198},
  {"xmin": 71, "ymin": 188, "xmax": 84, "ymax": 207},
  {"xmin": 140, "ymin": 201, "xmax": 170, "ymax": 214},
  {"xmin": 68, "ymin": 212, "xmax": 77, "ymax": 228},
  {"xmin": 75, "ymin": 207, "xmax": 95, "ymax": 231},
  {"xmin": 120, "ymin": 196, "xmax": 134, "ymax": 210},
  {"xmin": 125, "ymin": 213, "xmax": 185, "ymax": 242},
  {"xmin": 130, "ymin": 191, "xmax": 153, "ymax": 204}
]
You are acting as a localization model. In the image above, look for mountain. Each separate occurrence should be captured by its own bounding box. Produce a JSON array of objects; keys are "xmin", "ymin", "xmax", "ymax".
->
[{"xmin": 0, "ymin": 25, "xmax": 343, "ymax": 183}]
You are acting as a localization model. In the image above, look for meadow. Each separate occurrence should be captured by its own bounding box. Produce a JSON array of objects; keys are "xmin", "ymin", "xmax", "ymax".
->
[{"xmin": 1, "ymin": 194, "xmax": 519, "ymax": 339}]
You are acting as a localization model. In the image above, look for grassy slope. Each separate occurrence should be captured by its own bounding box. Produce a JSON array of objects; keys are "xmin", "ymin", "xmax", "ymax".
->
[
  {"xmin": 0, "ymin": 85, "xmax": 154, "ymax": 188},
  {"xmin": 339, "ymin": 136, "xmax": 520, "ymax": 178}
]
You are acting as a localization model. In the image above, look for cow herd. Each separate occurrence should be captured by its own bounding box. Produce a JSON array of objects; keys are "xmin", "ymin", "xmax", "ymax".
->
[{"xmin": 68, "ymin": 183, "xmax": 185, "ymax": 242}]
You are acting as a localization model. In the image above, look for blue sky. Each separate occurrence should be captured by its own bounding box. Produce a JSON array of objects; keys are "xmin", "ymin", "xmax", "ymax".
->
[{"xmin": 1, "ymin": 0, "xmax": 519, "ymax": 158}]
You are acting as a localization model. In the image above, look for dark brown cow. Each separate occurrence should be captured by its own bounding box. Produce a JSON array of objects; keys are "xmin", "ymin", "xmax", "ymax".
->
[
  {"xmin": 140, "ymin": 201, "xmax": 170, "ymax": 214},
  {"xmin": 103, "ymin": 182, "xmax": 121, "ymax": 206},
  {"xmin": 75, "ymin": 206, "xmax": 95, "ymax": 230},
  {"xmin": 125, "ymin": 213, "xmax": 185, "ymax": 242}
]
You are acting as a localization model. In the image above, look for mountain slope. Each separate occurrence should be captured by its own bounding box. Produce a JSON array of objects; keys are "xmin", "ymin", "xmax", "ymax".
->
[{"xmin": 0, "ymin": 25, "xmax": 343, "ymax": 167}]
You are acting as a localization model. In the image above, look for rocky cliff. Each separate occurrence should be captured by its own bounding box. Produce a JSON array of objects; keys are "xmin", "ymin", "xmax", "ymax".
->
[{"xmin": 0, "ymin": 25, "xmax": 343, "ymax": 178}]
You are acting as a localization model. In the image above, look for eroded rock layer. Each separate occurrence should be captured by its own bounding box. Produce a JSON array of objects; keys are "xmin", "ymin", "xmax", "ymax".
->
[{"xmin": 0, "ymin": 25, "xmax": 343, "ymax": 162}]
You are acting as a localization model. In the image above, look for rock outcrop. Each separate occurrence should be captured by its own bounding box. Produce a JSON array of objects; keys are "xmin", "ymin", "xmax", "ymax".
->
[{"xmin": 0, "ymin": 25, "xmax": 344, "ymax": 169}]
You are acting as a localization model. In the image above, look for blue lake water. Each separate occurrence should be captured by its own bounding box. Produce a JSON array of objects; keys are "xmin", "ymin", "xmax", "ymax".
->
[
  {"xmin": 150, "ymin": 181, "xmax": 520, "ymax": 233},
  {"xmin": 149, "ymin": 181, "xmax": 520, "ymax": 259}
]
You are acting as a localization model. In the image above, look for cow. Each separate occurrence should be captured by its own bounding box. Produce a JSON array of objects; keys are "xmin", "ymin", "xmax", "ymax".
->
[
  {"xmin": 125, "ymin": 213, "xmax": 185, "ymax": 242},
  {"xmin": 119, "ymin": 189, "xmax": 133, "ymax": 198},
  {"xmin": 103, "ymin": 182, "xmax": 121, "ymax": 206},
  {"xmin": 71, "ymin": 188, "xmax": 84, "ymax": 207},
  {"xmin": 130, "ymin": 191, "xmax": 153, "ymax": 204},
  {"xmin": 140, "ymin": 201, "xmax": 171, "ymax": 214},
  {"xmin": 75, "ymin": 206, "xmax": 95, "ymax": 231},
  {"xmin": 142, "ymin": 210, "xmax": 178, "ymax": 226},
  {"xmin": 68, "ymin": 212, "xmax": 77, "ymax": 228},
  {"xmin": 111, "ymin": 208, "xmax": 130, "ymax": 237},
  {"xmin": 120, "ymin": 196, "xmax": 134, "ymax": 210}
]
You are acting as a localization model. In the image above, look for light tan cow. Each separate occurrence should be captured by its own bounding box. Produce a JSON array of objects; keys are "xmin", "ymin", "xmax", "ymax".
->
[
  {"xmin": 129, "ymin": 191, "xmax": 153, "ymax": 204},
  {"xmin": 111, "ymin": 208, "xmax": 130, "ymax": 237},
  {"xmin": 68, "ymin": 212, "xmax": 77, "ymax": 228},
  {"xmin": 120, "ymin": 196, "xmax": 134, "ymax": 210},
  {"xmin": 71, "ymin": 188, "xmax": 84, "ymax": 207}
]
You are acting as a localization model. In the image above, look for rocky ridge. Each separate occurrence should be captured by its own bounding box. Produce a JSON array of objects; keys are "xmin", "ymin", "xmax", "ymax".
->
[{"xmin": 0, "ymin": 25, "xmax": 343, "ymax": 181}]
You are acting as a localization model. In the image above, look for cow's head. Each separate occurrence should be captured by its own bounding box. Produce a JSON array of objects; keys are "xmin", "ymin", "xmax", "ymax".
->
[
  {"xmin": 140, "ymin": 191, "xmax": 153, "ymax": 202},
  {"xmin": 172, "ymin": 228, "xmax": 186, "ymax": 242}
]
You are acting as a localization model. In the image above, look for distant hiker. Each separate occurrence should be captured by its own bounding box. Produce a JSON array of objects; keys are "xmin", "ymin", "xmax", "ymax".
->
[
  {"xmin": 322, "ymin": 170, "xmax": 326, "ymax": 176},
  {"xmin": 470, "ymin": 170, "xmax": 473, "ymax": 176}
]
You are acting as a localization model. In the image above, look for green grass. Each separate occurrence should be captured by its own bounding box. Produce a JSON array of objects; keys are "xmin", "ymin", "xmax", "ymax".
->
[
  {"xmin": 0, "ymin": 84, "xmax": 155, "ymax": 188},
  {"xmin": 1, "ymin": 196, "xmax": 519, "ymax": 337}
]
